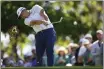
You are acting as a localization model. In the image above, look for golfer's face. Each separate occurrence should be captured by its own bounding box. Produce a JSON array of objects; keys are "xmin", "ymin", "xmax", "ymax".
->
[{"xmin": 21, "ymin": 9, "xmax": 29, "ymax": 18}]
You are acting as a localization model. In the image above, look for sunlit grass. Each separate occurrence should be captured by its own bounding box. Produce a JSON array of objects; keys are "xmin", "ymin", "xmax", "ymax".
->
[{"xmin": 1, "ymin": 66, "xmax": 103, "ymax": 69}]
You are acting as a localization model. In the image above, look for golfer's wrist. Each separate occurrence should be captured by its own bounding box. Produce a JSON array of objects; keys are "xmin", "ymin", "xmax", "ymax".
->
[{"xmin": 42, "ymin": 20, "xmax": 49, "ymax": 25}]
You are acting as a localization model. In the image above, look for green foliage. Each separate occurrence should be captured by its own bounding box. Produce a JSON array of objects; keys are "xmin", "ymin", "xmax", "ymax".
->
[
  {"xmin": 56, "ymin": 36, "xmax": 70, "ymax": 47},
  {"xmin": 1, "ymin": 1, "xmax": 103, "ymax": 42}
]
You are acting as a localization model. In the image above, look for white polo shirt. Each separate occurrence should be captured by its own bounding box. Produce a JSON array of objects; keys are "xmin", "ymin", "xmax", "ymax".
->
[{"xmin": 24, "ymin": 5, "xmax": 53, "ymax": 33}]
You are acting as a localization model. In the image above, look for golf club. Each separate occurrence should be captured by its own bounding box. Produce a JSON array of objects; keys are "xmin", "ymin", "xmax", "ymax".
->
[{"xmin": 52, "ymin": 17, "xmax": 63, "ymax": 24}]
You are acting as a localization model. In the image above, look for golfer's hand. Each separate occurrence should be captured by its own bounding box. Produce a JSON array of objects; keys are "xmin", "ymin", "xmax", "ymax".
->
[{"xmin": 42, "ymin": 20, "xmax": 49, "ymax": 26}]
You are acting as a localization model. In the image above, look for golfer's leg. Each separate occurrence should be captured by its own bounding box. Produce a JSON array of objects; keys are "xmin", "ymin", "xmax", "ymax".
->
[
  {"xmin": 35, "ymin": 34, "xmax": 45, "ymax": 66},
  {"xmin": 46, "ymin": 29, "xmax": 56, "ymax": 66}
]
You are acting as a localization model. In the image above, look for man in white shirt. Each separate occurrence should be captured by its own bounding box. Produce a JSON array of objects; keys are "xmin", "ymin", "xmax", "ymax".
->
[
  {"xmin": 91, "ymin": 30, "xmax": 103, "ymax": 66},
  {"xmin": 16, "ymin": 4, "xmax": 56, "ymax": 66}
]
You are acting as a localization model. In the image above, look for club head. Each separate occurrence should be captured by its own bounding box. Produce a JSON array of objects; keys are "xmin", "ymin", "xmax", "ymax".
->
[
  {"xmin": 60, "ymin": 17, "xmax": 63, "ymax": 22},
  {"xmin": 52, "ymin": 17, "xmax": 63, "ymax": 24}
]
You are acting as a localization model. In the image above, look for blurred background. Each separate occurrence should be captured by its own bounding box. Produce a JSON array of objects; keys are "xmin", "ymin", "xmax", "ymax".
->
[{"xmin": 1, "ymin": 1, "xmax": 103, "ymax": 67}]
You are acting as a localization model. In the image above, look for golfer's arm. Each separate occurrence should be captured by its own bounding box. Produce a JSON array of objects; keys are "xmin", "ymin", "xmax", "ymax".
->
[
  {"xmin": 40, "ymin": 9, "xmax": 48, "ymax": 21},
  {"xmin": 30, "ymin": 20, "xmax": 45, "ymax": 26}
]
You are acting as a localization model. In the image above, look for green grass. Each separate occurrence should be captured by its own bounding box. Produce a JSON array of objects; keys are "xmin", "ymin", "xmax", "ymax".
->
[{"xmin": 1, "ymin": 66, "xmax": 103, "ymax": 69}]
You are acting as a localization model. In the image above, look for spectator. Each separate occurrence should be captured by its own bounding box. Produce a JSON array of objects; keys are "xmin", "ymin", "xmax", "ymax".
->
[
  {"xmin": 54, "ymin": 47, "xmax": 68, "ymax": 66},
  {"xmin": 91, "ymin": 30, "xmax": 103, "ymax": 66},
  {"xmin": 24, "ymin": 52, "xmax": 33, "ymax": 67},
  {"xmin": 84, "ymin": 34, "xmax": 93, "ymax": 50},
  {"xmin": 67, "ymin": 43, "xmax": 79, "ymax": 65},
  {"xmin": 84, "ymin": 34, "xmax": 93, "ymax": 45},
  {"xmin": 84, "ymin": 34, "xmax": 93, "ymax": 44},
  {"xmin": 78, "ymin": 38, "xmax": 93, "ymax": 66},
  {"xmin": 16, "ymin": 59, "xmax": 24, "ymax": 66},
  {"xmin": 74, "ymin": 38, "xmax": 84, "ymax": 66},
  {"xmin": 2, "ymin": 58, "xmax": 9, "ymax": 67},
  {"xmin": 1, "ymin": 59, "xmax": 4, "ymax": 67},
  {"xmin": 2, "ymin": 57, "xmax": 16, "ymax": 67},
  {"xmin": 31, "ymin": 48, "xmax": 37, "ymax": 66}
]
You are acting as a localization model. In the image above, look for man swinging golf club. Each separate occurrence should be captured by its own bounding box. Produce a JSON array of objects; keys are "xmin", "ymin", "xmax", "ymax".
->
[{"xmin": 16, "ymin": 4, "xmax": 56, "ymax": 66}]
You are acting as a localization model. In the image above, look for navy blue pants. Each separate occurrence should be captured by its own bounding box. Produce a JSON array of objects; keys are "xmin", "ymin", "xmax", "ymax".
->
[{"xmin": 35, "ymin": 28, "xmax": 56, "ymax": 66}]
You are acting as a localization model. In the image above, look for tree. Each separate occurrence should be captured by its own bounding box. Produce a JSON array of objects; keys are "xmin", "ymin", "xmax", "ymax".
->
[{"xmin": 1, "ymin": 1, "xmax": 103, "ymax": 42}]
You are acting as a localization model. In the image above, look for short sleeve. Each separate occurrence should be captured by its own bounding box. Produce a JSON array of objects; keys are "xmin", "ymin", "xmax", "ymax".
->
[
  {"xmin": 24, "ymin": 18, "xmax": 31, "ymax": 26},
  {"xmin": 31, "ymin": 4, "xmax": 43, "ymax": 13}
]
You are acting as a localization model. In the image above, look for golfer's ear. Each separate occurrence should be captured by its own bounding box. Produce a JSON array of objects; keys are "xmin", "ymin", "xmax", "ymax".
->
[{"xmin": 40, "ymin": 9, "xmax": 48, "ymax": 21}]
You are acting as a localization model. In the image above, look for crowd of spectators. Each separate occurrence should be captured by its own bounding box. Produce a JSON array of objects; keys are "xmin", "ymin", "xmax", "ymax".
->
[{"xmin": 1, "ymin": 29, "xmax": 103, "ymax": 67}]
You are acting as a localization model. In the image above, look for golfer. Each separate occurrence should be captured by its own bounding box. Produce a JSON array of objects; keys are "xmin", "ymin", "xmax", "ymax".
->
[{"xmin": 16, "ymin": 4, "xmax": 56, "ymax": 66}]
